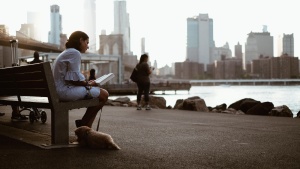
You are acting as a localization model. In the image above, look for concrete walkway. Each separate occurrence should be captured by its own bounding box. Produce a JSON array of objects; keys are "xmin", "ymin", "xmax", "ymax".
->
[{"xmin": 0, "ymin": 105, "xmax": 299, "ymax": 169}]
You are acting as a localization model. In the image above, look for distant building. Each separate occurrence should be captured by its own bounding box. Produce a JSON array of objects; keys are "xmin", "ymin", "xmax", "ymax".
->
[
  {"xmin": 235, "ymin": 42, "xmax": 243, "ymax": 59},
  {"xmin": 16, "ymin": 24, "xmax": 36, "ymax": 56},
  {"xmin": 271, "ymin": 54, "xmax": 299, "ymax": 78},
  {"xmin": 99, "ymin": 33, "xmax": 123, "ymax": 55},
  {"xmin": 114, "ymin": 0, "xmax": 131, "ymax": 55},
  {"xmin": 48, "ymin": 5, "xmax": 62, "ymax": 45},
  {"xmin": 153, "ymin": 60, "xmax": 158, "ymax": 75},
  {"xmin": 174, "ymin": 60, "xmax": 204, "ymax": 79},
  {"xmin": 211, "ymin": 42, "xmax": 232, "ymax": 62},
  {"xmin": 0, "ymin": 25, "xmax": 17, "ymax": 67},
  {"xmin": 206, "ymin": 63, "xmax": 215, "ymax": 79},
  {"xmin": 60, "ymin": 33, "xmax": 67, "ymax": 50},
  {"xmin": 214, "ymin": 57, "xmax": 243, "ymax": 79},
  {"xmin": 0, "ymin": 25, "xmax": 12, "ymax": 68},
  {"xmin": 250, "ymin": 54, "xmax": 299, "ymax": 79},
  {"xmin": 282, "ymin": 34, "xmax": 294, "ymax": 56},
  {"xmin": 27, "ymin": 12, "xmax": 42, "ymax": 41},
  {"xmin": 141, "ymin": 37, "xmax": 146, "ymax": 54},
  {"xmin": 99, "ymin": 33, "xmax": 138, "ymax": 82},
  {"xmin": 83, "ymin": 0, "xmax": 96, "ymax": 52},
  {"xmin": 186, "ymin": 14, "xmax": 214, "ymax": 70},
  {"xmin": 158, "ymin": 64, "xmax": 172, "ymax": 76},
  {"xmin": 0, "ymin": 25, "xmax": 9, "ymax": 35},
  {"xmin": 277, "ymin": 34, "xmax": 283, "ymax": 56},
  {"xmin": 17, "ymin": 24, "xmax": 35, "ymax": 39},
  {"xmin": 252, "ymin": 56, "xmax": 271, "ymax": 78},
  {"xmin": 245, "ymin": 30, "xmax": 273, "ymax": 68}
]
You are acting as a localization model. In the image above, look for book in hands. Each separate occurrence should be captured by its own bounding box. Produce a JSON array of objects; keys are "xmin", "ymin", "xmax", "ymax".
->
[{"xmin": 95, "ymin": 73, "xmax": 115, "ymax": 86}]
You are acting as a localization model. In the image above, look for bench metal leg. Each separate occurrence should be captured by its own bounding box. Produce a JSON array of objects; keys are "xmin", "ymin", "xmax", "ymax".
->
[{"xmin": 51, "ymin": 108, "xmax": 69, "ymax": 145}]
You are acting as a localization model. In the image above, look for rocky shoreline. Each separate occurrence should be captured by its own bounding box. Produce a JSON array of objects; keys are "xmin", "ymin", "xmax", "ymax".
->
[{"xmin": 106, "ymin": 96, "xmax": 300, "ymax": 118}]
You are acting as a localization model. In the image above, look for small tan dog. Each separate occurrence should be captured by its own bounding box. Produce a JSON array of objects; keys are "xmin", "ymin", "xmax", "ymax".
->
[{"xmin": 74, "ymin": 126, "xmax": 121, "ymax": 150}]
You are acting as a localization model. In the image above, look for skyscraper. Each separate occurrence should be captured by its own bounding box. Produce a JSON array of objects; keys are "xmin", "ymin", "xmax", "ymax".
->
[
  {"xmin": 114, "ymin": 0, "xmax": 131, "ymax": 55},
  {"xmin": 234, "ymin": 42, "xmax": 243, "ymax": 59},
  {"xmin": 27, "ymin": 12, "xmax": 42, "ymax": 41},
  {"xmin": 17, "ymin": 24, "xmax": 35, "ymax": 39},
  {"xmin": 83, "ymin": 0, "xmax": 96, "ymax": 52},
  {"xmin": 245, "ymin": 31, "xmax": 273, "ymax": 66},
  {"xmin": 141, "ymin": 37, "xmax": 145, "ymax": 54},
  {"xmin": 282, "ymin": 33, "xmax": 294, "ymax": 56},
  {"xmin": 48, "ymin": 4, "xmax": 62, "ymax": 45},
  {"xmin": 186, "ymin": 14, "xmax": 214, "ymax": 70}
]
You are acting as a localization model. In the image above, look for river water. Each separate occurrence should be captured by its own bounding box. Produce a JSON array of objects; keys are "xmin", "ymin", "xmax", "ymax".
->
[{"xmin": 109, "ymin": 85, "xmax": 300, "ymax": 117}]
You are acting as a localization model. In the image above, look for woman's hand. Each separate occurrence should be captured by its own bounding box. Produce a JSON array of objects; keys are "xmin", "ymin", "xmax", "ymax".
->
[
  {"xmin": 66, "ymin": 80, "xmax": 97, "ymax": 87},
  {"xmin": 87, "ymin": 80, "xmax": 98, "ymax": 86}
]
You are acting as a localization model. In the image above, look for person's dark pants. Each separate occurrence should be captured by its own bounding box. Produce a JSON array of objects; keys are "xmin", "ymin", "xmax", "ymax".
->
[{"xmin": 137, "ymin": 82, "xmax": 150, "ymax": 104}]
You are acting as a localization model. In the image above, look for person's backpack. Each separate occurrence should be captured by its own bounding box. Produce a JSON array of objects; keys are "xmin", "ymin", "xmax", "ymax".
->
[{"xmin": 130, "ymin": 66, "xmax": 138, "ymax": 83}]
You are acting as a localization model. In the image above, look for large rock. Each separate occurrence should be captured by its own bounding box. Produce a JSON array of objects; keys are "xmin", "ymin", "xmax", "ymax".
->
[
  {"xmin": 239, "ymin": 99, "xmax": 261, "ymax": 113},
  {"xmin": 187, "ymin": 96, "xmax": 201, "ymax": 100},
  {"xmin": 228, "ymin": 98, "xmax": 257, "ymax": 111},
  {"xmin": 114, "ymin": 97, "xmax": 130, "ymax": 103},
  {"xmin": 228, "ymin": 98, "xmax": 261, "ymax": 114},
  {"xmin": 269, "ymin": 105, "xmax": 293, "ymax": 117},
  {"xmin": 208, "ymin": 103, "xmax": 227, "ymax": 112},
  {"xmin": 140, "ymin": 96, "xmax": 166, "ymax": 109},
  {"xmin": 173, "ymin": 99, "xmax": 184, "ymax": 109},
  {"xmin": 180, "ymin": 97, "xmax": 209, "ymax": 112},
  {"xmin": 221, "ymin": 108, "xmax": 245, "ymax": 115},
  {"xmin": 246, "ymin": 102, "xmax": 274, "ymax": 115}
]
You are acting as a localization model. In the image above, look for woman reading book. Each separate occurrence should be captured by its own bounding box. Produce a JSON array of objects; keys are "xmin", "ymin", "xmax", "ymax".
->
[{"xmin": 52, "ymin": 31, "xmax": 109, "ymax": 128}]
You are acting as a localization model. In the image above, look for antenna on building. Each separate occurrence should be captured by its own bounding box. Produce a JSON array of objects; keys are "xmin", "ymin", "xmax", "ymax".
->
[{"xmin": 262, "ymin": 25, "xmax": 268, "ymax": 32}]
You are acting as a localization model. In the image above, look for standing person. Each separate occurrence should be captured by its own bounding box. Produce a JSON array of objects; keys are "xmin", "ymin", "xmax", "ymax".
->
[
  {"xmin": 136, "ymin": 53, "xmax": 153, "ymax": 110},
  {"xmin": 88, "ymin": 68, "xmax": 96, "ymax": 81},
  {"xmin": 52, "ymin": 31, "xmax": 109, "ymax": 128},
  {"xmin": 29, "ymin": 51, "xmax": 43, "ymax": 64}
]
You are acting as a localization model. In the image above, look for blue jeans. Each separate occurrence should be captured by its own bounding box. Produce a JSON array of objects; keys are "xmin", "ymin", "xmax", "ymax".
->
[{"xmin": 137, "ymin": 82, "xmax": 150, "ymax": 104}]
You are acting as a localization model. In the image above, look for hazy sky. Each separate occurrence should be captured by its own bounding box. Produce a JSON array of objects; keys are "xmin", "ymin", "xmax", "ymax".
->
[{"xmin": 0, "ymin": 0, "xmax": 299, "ymax": 67}]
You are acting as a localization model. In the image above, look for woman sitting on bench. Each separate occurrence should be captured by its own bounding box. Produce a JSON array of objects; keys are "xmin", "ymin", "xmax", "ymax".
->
[{"xmin": 52, "ymin": 31, "xmax": 109, "ymax": 128}]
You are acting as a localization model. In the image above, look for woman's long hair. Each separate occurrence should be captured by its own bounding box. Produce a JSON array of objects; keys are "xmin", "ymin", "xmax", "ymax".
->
[
  {"xmin": 65, "ymin": 31, "xmax": 89, "ymax": 51},
  {"xmin": 139, "ymin": 53, "xmax": 148, "ymax": 64}
]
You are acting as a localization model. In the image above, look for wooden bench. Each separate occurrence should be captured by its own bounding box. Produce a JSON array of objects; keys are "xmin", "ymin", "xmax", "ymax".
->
[{"xmin": 0, "ymin": 62, "xmax": 99, "ymax": 147}]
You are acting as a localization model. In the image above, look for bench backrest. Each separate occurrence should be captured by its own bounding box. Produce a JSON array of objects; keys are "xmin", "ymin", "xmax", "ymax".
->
[{"xmin": 0, "ymin": 62, "xmax": 59, "ymax": 107}]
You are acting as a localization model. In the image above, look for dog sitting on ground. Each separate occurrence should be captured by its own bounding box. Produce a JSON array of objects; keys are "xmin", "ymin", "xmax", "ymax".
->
[{"xmin": 74, "ymin": 126, "xmax": 121, "ymax": 150}]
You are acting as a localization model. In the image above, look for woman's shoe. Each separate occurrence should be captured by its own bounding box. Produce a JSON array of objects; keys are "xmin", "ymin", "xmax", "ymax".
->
[
  {"xmin": 11, "ymin": 114, "xmax": 28, "ymax": 121},
  {"xmin": 137, "ymin": 105, "xmax": 142, "ymax": 110},
  {"xmin": 146, "ymin": 105, "xmax": 151, "ymax": 110}
]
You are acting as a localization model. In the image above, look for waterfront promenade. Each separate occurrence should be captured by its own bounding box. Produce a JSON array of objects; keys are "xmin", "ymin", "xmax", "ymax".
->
[
  {"xmin": 104, "ymin": 82, "xmax": 192, "ymax": 95},
  {"xmin": 0, "ymin": 105, "xmax": 299, "ymax": 169},
  {"xmin": 190, "ymin": 79, "xmax": 300, "ymax": 86}
]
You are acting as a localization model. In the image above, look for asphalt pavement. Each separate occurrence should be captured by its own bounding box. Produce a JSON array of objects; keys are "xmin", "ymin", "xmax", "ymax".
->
[{"xmin": 0, "ymin": 105, "xmax": 299, "ymax": 169}]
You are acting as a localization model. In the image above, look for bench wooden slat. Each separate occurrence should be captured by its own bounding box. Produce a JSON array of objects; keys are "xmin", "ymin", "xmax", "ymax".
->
[
  {"xmin": 14, "ymin": 71, "xmax": 45, "ymax": 81},
  {"xmin": 0, "ymin": 74, "xmax": 15, "ymax": 81},
  {"xmin": 0, "ymin": 96, "xmax": 51, "ymax": 108},
  {"xmin": 0, "ymin": 88, "xmax": 18, "ymax": 96},
  {"xmin": 0, "ymin": 81, "xmax": 16, "ymax": 88},
  {"xmin": 15, "ymin": 80, "xmax": 46, "ymax": 89},
  {"xmin": 18, "ymin": 88, "xmax": 50, "ymax": 97}
]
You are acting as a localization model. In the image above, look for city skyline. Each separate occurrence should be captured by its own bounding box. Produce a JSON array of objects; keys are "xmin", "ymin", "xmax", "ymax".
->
[{"xmin": 0, "ymin": 0, "xmax": 299, "ymax": 68}]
